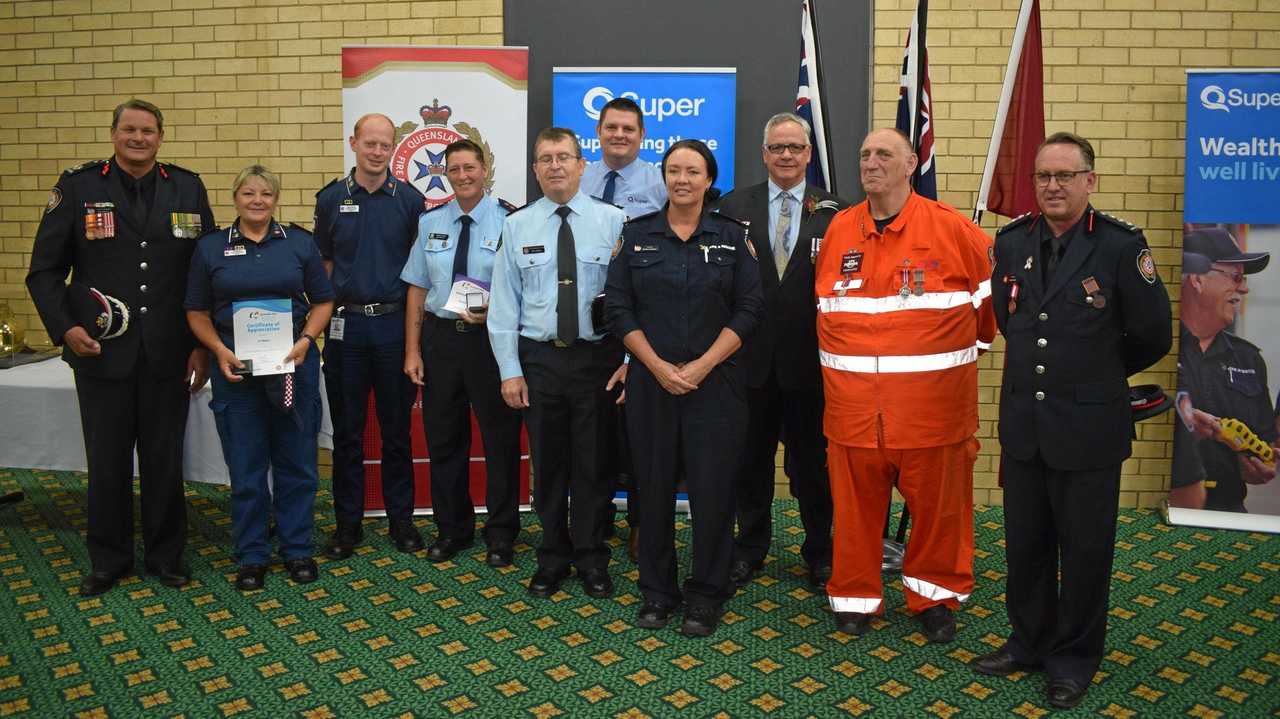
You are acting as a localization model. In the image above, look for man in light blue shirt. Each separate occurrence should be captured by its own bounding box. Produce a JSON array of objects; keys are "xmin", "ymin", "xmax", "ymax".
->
[
  {"xmin": 581, "ymin": 97, "xmax": 666, "ymax": 220},
  {"xmin": 488, "ymin": 127, "xmax": 627, "ymax": 600},
  {"xmin": 401, "ymin": 138, "xmax": 523, "ymax": 569}
]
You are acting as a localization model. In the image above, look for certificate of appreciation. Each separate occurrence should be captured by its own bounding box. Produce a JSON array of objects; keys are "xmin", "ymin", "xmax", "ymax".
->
[
  {"xmin": 443, "ymin": 275, "xmax": 490, "ymax": 315},
  {"xmin": 232, "ymin": 298, "xmax": 294, "ymax": 376}
]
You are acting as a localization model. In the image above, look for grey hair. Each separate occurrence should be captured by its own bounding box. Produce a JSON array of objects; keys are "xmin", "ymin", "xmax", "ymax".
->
[{"xmin": 762, "ymin": 112, "xmax": 812, "ymax": 145}]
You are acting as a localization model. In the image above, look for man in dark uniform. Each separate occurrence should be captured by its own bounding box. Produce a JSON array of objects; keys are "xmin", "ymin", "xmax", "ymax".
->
[
  {"xmin": 1170, "ymin": 228, "xmax": 1275, "ymax": 512},
  {"xmin": 982, "ymin": 132, "xmax": 1172, "ymax": 708},
  {"xmin": 27, "ymin": 99, "xmax": 215, "ymax": 596},
  {"xmin": 314, "ymin": 113, "xmax": 426, "ymax": 558},
  {"xmin": 718, "ymin": 112, "xmax": 846, "ymax": 589}
]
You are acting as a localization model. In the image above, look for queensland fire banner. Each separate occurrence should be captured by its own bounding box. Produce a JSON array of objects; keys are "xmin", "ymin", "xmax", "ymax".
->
[
  {"xmin": 342, "ymin": 46, "xmax": 529, "ymax": 209},
  {"xmin": 551, "ymin": 67, "xmax": 737, "ymax": 192},
  {"xmin": 1172, "ymin": 69, "xmax": 1280, "ymax": 524},
  {"xmin": 341, "ymin": 46, "xmax": 531, "ymax": 514}
]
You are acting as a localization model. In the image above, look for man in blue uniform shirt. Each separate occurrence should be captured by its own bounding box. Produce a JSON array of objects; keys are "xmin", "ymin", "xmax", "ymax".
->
[
  {"xmin": 582, "ymin": 97, "xmax": 666, "ymax": 220},
  {"xmin": 488, "ymin": 127, "xmax": 627, "ymax": 599},
  {"xmin": 402, "ymin": 139, "xmax": 524, "ymax": 568},
  {"xmin": 314, "ymin": 113, "xmax": 427, "ymax": 558}
]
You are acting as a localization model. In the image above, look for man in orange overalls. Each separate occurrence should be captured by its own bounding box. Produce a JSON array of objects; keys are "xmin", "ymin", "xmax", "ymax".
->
[{"xmin": 815, "ymin": 128, "xmax": 995, "ymax": 642}]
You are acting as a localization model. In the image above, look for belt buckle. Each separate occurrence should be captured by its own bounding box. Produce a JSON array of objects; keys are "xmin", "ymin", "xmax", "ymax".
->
[
  {"xmin": 362, "ymin": 303, "xmax": 377, "ymax": 316},
  {"xmin": 454, "ymin": 320, "xmax": 467, "ymax": 333},
  {"xmin": 553, "ymin": 338, "xmax": 570, "ymax": 348}
]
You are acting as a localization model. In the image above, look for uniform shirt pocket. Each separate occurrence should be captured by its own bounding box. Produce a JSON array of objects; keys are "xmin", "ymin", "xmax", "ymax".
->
[
  {"xmin": 422, "ymin": 239, "xmax": 453, "ymax": 289},
  {"xmin": 517, "ymin": 246, "xmax": 554, "ymax": 299},
  {"xmin": 577, "ymin": 248, "xmax": 611, "ymax": 295}
]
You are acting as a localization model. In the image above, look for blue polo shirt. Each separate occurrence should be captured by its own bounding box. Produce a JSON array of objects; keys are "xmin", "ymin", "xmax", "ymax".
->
[
  {"xmin": 582, "ymin": 158, "xmax": 667, "ymax": 220},
  {"xmin": 487, "ymin": 190, "xmax": 626, "ymax": 380},
  {"xmin": 184, "ymin": 221, "xmax": 335, "ymax": 349},
  {"xmin": 313, "ymin": 170, "xmax": 425, "ymax": 305},
  {"xmin": 400, "ymin": 194, "xmax": 512, "ymax": 319}
]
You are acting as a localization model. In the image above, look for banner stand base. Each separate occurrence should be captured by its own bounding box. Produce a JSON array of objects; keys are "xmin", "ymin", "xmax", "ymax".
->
[{"xmin": 1160, "ymin": 499, "xmax": 1280, "ymax": 534}]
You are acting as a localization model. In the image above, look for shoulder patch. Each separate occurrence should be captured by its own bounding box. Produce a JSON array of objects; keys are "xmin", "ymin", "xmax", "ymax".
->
[
  {"xmin": 63, "ymin": 159, "xmax": 108, "ymax": 176},
  {"xmin": 995, "ymin": 212, "xmax": 1034, "ymax": 236},
  {"xmin": 497, "ymin": 198, "xmax": 518, "ymax": 213},
  {"xmin": 315, "ymin": 177, "xmax": 343, "ymax": 198},
  {"xmin": 744, "ymin": 236, "xmax": 758, "ymax": 261},
  {"xmin": 710, "ymin": 210, "xmax": 749, "ymax": 228},
  {"xmin": 1136, "ymin": 248, "xmax": 1158, "ymax": 285},
  {"xmin": 1098, "ymin": 211, "xmax": 1141, "ymax": 234},
  {"xmin": 625, "ymin": 210, "xmax": 661, "ymax": 225},
  {"xmin": 611, "ymin": 234, "xmax": 623, "ymax": 258},
  {"xmin": 159, "ymin": 161, "xmax": 200, "ymax": 177},
  {"xmin": 45, "ymin": 187, "xmax": 62, "ymax": 214}
]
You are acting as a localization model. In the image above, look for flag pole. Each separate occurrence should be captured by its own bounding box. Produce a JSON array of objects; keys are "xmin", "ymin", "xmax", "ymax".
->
[
  {"xmin": 973, "ymin": 0, "xmax": 1036, "ymax": 223},
  {"xmin": 808, "ymin": 0, "xmax": 836, "ymax": 195},
  {"xmin": 912, "ymin": 0, "xmax": 928, "ymax": 192}
]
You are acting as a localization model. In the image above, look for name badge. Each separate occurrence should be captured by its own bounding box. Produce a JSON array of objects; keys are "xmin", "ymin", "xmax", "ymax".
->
[
  {"xmin": 223, "ymin": 244, "xmax": 247, "ymax": 257},
  {"xmin": 428, "ymin": 233, "xmax": 449, "ymax": 241},
  {"xmin": 841, "ymin": 250, "xmax": 863, "ymax": 274},
  {"xmin": 328, "ymin": 315, "xmax": 345, "ymax": 341},
  {"xmin": 522, "ymin": 245, "xmax": 545, "ymax": 255},
  {"xmin": 339, "ymin": 204, "xmax": 360, "ymax": 214}
]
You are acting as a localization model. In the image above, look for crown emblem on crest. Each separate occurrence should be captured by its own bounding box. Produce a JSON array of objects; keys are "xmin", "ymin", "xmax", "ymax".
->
[{"xmin": 420, "ymin": 99, "xmax": 452, "ymax": 126}]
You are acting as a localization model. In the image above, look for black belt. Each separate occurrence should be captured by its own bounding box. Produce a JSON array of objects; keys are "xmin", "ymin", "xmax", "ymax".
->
[
  {"xmin": 521, "ymin": 336, "xmax": 606, "ymax": 349},
  {"xmin": 340, "ymin": 302, "xmax": 403, "ymax": 317},
  {"xmin": 427, "ymin": 313, "xmax": 481, "ymax": 334}
]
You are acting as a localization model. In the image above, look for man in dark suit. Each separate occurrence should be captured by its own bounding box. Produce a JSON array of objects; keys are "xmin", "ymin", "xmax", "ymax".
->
[
  {"xmin": 982, "ymin": 132, "xmax": 1172, "ymax": 708},
  {"xmin": 27, "ymin": 99, "xmax": 215, "ymax": 596},
  {"xmin": 717, "ymin": 112, "xmax": 847, "ymax": 589}
]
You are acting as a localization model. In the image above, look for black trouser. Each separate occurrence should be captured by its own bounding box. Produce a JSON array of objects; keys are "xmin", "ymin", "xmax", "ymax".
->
[
  {"xmin": 421, "ymin": 316, "xmax": 522, "ymax": 545},
  {"xmin": 628, "ymin": 361, "xmax": 746, "ymax": 609},
  {"xmin": 519, "ymin": 337, "xmax": 621, "ymax": 573},
  {"xmin": 735, "ymin": 373, "xmax": 832, "ymax": 568},
  {"xmin": 323, "ymin": 312, "xmax": 416, "ymax": 523},
  {"xmin": 1000, "ymin": 452, "xmax": 1121, "ymax": 683},
  {"xmin": 73, "ymin": 364, "xmax": 189, "ymax": 575}
]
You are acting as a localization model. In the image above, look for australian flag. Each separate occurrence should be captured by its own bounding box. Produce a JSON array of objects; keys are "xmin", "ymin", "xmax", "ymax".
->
[
  {"xmin": 896, "ymin": 0, "xmax": 938, "ymax": 200},
  {"xmin": 795, "ymin": 0, "xmax": 832, "ymax": 192}
]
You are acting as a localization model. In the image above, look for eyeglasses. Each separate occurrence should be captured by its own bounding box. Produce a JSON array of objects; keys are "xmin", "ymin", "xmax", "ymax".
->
[
  {"xmin": 765, "ymin": 143, "xmax": 809, "ymax": 156},
  {"xmin": 1207, "ymin": 267, "xmax": 1247, "ymax": 286},
  {"xmin": 536, "ymin": 153, "xmax": 579, "ymax": 167},
  {"xmin": 1032, "ymin": 170, "xmax": 1091, "ymax": 187}
]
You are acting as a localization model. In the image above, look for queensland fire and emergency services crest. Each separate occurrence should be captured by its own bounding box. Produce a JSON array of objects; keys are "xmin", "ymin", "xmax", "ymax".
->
[{"xmin": 391, "ymin": 99, "xmax": 496, "ymax": 209}]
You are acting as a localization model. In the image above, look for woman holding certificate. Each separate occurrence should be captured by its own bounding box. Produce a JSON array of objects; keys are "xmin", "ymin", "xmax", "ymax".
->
[{"xmin": 185, "ymin": 165, "xmax": 335, "ymax": 591}]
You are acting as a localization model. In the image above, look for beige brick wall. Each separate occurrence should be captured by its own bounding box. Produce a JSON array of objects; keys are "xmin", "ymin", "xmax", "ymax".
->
[{"xmin": 2, "ymin": 0, "xmax": 1278, "ymax": 507}]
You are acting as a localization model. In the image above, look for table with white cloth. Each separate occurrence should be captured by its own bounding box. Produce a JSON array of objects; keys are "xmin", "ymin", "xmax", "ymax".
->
[{"xmin": 0, "ymin": 357, "xmax": 333, "ymax": 485}]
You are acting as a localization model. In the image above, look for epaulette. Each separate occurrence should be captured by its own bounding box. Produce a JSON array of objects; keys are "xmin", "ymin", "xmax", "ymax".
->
[
  {"xmin": 315, "ymin": 177, "xmax": 343, "ymax": 198},
  {"xmin": 505, "ymin": 200, "xmax": 535, "ymax": 216},
  {"xmin": 625, "ymin": 210, "xmax": 661, "ymax": 225},
  {"xmin": 710, "ymin": 210, "xmax": 749, "ymax": 227},
  {"xmin": 1095, "ymin": 211, "xmax": 1141, "ymax": 234},
  {"xmin": 996, "ymin": 212, "xmax": 1035, "ymax": 236},
  {"xmin": 159, "ymin": 161, "xmax": 200, "ymax": 177},
  {"xmin": 63, "ymin": 159, "xmax": 108, "ymax": 176},
  {"xmin": 497, "ymin": 198, "xmax": 518, "ymax": 213},
  {"xmin": 589, "ymin": 195, "xmax": 624, "ymax": 211},
  {"xmin": 1224, "ymin": 331, "xmax": 1263, "ymax": 354}
]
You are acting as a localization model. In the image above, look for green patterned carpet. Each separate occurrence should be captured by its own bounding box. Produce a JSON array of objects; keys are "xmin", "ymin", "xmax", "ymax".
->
[{"xmin": 0, "ymin": 468, "xmax": 1276, "ymax": 718}]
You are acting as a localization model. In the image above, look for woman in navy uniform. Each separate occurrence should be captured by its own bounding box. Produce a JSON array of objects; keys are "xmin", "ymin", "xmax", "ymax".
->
[
  {"xmin": 401, "ymin": 139, "xmax": 524, "ymax": 567},
  {"xmin": 185, "ymin": 166, "xmax": 335, "ymax": 590},
  {"xmin": 605, "ymin": 140, "xmax": 763, "ymax": 636}
]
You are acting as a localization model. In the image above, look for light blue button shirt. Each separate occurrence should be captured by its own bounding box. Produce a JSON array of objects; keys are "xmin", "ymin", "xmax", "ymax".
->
[
  {"xmin": 487, "ymin": 191, "xmax": 626, "ymax": 381},
  {"xmin": 582, "ymin": 158, "xmax": 667, "ymax": 220},
  {"xmin": 767, "ymin": 179, "xmax": 806, "ymax": 258},
  {"xmin": 400, "ymin": 194, "xmax": 509, "ymax": 319}
]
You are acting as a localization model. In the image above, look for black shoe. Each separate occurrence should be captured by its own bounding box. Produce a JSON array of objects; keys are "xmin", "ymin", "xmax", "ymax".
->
[
  {"xmin": 917, "ymin": 605, "xmax": 957, "ymax": 644},
  {"xmin": 485, "ymin": 542, "xmax": 514, "ymax": 568},
  {"xmin": 972, "ymin": 649, "xmax": 1032, "ymax": 676},
  {"xmin": 808, "ymin": 563, "xmax": 832, "ymax": 589},
  {"xmin": 1047, "ymin": 677, "xmax": 1089, "ymax": 709},
  {"xmin": 235, "ymin": 564, "xmax": 268, "ymax": 591},
  {"xmin": 527, "ymin": 566, "xmax": 569, "ymax": 598},
  {"xmin": 145, "ymin": 563, "xmax": 190, "ymax": 588},
  {"xmin": 79, "ymin": 569, "xmax": 126, "ymax": 596},
  {"xmin": 834, "ymin": 611, "xmax": 873, "ymax": 636},
  {"xmin": 636, "ymin": 601, "xmax": 679, "ymax": 629},
  {"xmin": 284, "ymin": 557, "xmax": 319, "ymax": 584},
  {"xmin": 579, "ymin": 568, "xmax": 613, "ymax": 598},
  {"xmin": 729, "ymin": 560, "xmax": 760, "ymax": 588},
  {"xmin": 390, "ymin": 520, "xmax": 425, "ymax": 553},
  {"xmin": 426, "ymin": 536, "xmax": 473, "ymax": 562},
  {"xmin": 680, "ymin": 604, "xmax": 722, "ymax": 637},
  {"xmin": 324, "ymin": 522, "xmax": 363, "ymax": 560}
]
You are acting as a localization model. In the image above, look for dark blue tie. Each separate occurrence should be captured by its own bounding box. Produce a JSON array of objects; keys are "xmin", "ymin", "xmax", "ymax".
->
[
  {"xmin": 601, "ymin": 171, "xmax": 619, "ymax": 204},
  {"xmin": 452, "ymin": 215, "xmax": 472, "ymax": 280}
]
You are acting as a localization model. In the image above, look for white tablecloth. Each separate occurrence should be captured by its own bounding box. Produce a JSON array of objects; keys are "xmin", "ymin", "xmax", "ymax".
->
[{"xmin": 0, "ymin": 358, "xmax": 332, "ymax": 485}]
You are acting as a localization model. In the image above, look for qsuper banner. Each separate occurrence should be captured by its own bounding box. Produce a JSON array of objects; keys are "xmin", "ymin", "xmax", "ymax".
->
[
  {"xmin": 342, "ymin": 46, "xmax": 529, "ymax": 208},
  {"xmin": 552, "ymin": 67, "xmax": 737, "ymax": 192},
  {"xmin": 1171, "ymin": 69, "xmax": 1280, "ymax": 528}
]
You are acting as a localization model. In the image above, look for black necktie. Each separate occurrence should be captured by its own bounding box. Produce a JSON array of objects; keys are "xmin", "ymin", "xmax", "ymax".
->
[
  {"xmin": 601, "ymin": 171, "xmax": 619, "ymax": 204},
  {"xmin": 1042, "ymin": 235, "xmax": 1062, "ymax": 283},
  {"xmin": 452, "ymin": 215, "xmax": 473, "ymax": 280},
  {"xmin": 555, "ymin": 206, "xmax": 578, "ymax": 344},
  {"xmin": 132, "ymin": 181, "xmax": 147, "ymax": 229}
]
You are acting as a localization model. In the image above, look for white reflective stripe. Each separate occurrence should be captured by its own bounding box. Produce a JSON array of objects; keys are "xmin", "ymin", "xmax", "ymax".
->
[
  {"xmin": 902, "ymin": 575, "xmax": 971, "ymax": 603},
  {"xmin": 819, "ymin": 345, "xmax": 979, "ymax": 374},
  {"xmin": 829, "ymin": 595, "xmax": 883, "ymax": 614},
  {"xmin": 971, "ymin": 279, "xmax": 992, "ymax": 307},
  {"xmin": 976, "ymin": 339, "xmax": 992, "ymax": 350},
  {"xmin": 818, "ymin": 289, "xmax": 980, "ymax": 315}
]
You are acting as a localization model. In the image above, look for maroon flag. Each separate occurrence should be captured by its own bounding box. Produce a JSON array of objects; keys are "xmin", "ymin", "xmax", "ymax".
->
[{"xmin": 977, "ymin": 0, "xmax": 1045, "ymax": 220}]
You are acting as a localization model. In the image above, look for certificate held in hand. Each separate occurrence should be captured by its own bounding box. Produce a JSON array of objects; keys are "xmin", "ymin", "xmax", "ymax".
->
[
  {"xmin": 232, "ymin": 298, "xmax": 294, "ymax": 376},
  {"xmin": 443, "ymin": 275, "xmax": 490, "ymax": 315}
]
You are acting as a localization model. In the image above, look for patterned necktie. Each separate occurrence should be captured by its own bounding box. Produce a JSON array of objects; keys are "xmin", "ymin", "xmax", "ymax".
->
[
  {"xmin": 554, "ymin": 206, "xmax": 578, "ymax": 345},
  {"xmin": 601, "ymin": 171, "xmax": 619, "ymax": 205},
  {"xmin": 774, "ymin": 194, "xmax": 793, "ymax": 273},
  {"xmin": 452, "ymin": 215, "xmax": 473, "ymax": 280}
]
